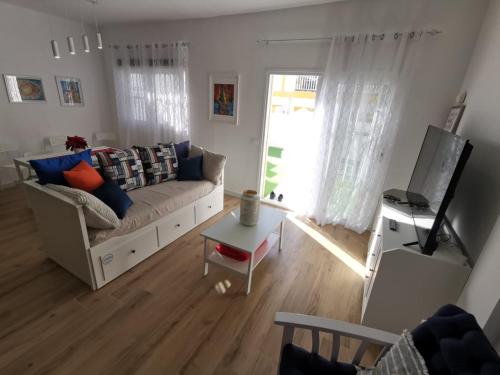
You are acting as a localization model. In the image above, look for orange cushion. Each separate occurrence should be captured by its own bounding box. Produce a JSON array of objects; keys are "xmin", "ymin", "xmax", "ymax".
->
[{"xmin": 63, "ymin": 160, "xmax": 104, "ymax": 192}]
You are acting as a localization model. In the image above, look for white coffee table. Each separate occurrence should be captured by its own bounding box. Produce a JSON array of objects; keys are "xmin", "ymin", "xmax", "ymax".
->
[{"xmin": 201, "ymin": 205, "xmax": 287, "ymax": 295}]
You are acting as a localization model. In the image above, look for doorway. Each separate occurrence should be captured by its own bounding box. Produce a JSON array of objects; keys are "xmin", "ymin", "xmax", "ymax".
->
[{"xmin": 259, "ymin": 72, "xmax": 321, "ymax": 208}]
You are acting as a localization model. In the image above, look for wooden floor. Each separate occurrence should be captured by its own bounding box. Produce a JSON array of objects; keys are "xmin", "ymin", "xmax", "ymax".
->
[{"xmin": 0, "ymin": 186, "xmax": 371, "ymax": 375}]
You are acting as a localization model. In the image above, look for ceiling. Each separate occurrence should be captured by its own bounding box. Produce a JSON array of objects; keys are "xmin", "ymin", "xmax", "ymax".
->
[{"xmin": 0, "ymin": 0, "xmax": 343, "ymax": 24}]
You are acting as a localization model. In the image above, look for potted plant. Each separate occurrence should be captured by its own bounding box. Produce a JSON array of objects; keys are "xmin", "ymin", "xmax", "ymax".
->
[{"xmin": 65, "ymin": 136, "xmax": 88, "ymax": 153}]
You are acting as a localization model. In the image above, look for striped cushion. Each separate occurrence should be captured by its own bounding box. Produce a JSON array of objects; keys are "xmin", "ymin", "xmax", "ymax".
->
[
  {"xmin": 134, "ymin": 143, "xmax": 178, "ymax": 185},
  {"xmin": 96, "ymin": 149, "xmax": 146, "ymax": 191},
  {"xmin": 46, "ymin": 184, "xmax": 120, "ymax": 229}
]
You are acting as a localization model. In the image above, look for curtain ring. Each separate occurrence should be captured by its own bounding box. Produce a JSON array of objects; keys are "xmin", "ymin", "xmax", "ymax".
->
[
  {"xmin": 380, "ymin": 33, "xmax": 385, "ymax": 40},
  {"xmin": 409, "ymin": 31, "xmax": 415, "ymax": 39},
  {"xmin": 372, "ymin": 34, "xmax": 376, "ymax": 41},
  {"xmin": 394, "ymin": 33, "xmax": 399, "ymax": 40}
]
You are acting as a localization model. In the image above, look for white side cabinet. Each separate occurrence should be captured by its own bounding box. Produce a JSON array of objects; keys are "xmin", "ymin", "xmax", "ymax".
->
[{"xmin": 361, "ymin": 195, "xmax": 471, "ymax": 333}]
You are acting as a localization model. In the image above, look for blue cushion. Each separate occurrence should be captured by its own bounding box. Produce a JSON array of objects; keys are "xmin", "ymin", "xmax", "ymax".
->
[
  {"xmin": 177, "ymin": 155, "xmax": 203, "ymax": 181},
  {"xmin": 92, "ymin": 181, "xmax": 133, "ymax": 219},
  {"xmin": 29, "ymin": 149, "xmax": 92, "ymax": 185},
  {"xmin": 174, "ymin": 140, "xmax": 190, "ymax": 159},
  {"xmin": 412, "ymin": 304, "xmax": 500, "ymax": 375}
]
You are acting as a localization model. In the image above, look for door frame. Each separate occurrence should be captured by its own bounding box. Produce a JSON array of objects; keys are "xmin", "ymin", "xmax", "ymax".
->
[{"xmin": 257, "ymin": 69, "xmax": 323, "ymax": 206}]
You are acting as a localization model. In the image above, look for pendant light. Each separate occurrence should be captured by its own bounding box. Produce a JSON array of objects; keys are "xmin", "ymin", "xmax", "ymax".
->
[
  {"xmin": 67, "ymin": 36, "xmax": 76, "ymax": 55},
  {"xmin": 48, "ymin": 13, "xmax": 60, "ymax": 59},
  {"xmin": 82, "ymin": 34, "xmax": 90, "ymax": 53},
  {"xmin": 51, "ymin": 40, "xmax": 61, "ymax": 59},
  {"xmin": 64, "ymin": 0, "xmax": 76, "ymax": 55},
  {"xmin": 80, "ymin": 0, "xmax": 90, "ymax": 53},
  {"xmin": 91, "ymin": 0, "xmax": 103, "ymax": 49}
]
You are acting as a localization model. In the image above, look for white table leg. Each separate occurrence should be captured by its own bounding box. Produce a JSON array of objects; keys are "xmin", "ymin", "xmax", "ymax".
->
[
  {"xmin": 246, "ymin": 253, "xmax": 254, "ymax": 295},
  {"xmin": 203, "ymin": 237, "xmax": 209, "ymax": 277},
  {"xmin": 279, "ymin": 220, "xmax": 285, "ymax": 252}
]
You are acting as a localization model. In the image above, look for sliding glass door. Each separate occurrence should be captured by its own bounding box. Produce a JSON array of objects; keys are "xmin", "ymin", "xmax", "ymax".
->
[{"xmin": 259, "ymin": 72, "xmax": 321, "ymax": 207}]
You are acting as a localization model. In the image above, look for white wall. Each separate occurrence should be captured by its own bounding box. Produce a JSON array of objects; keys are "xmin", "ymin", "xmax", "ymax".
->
[
  {"xmin": 0, "ymin": 2, "xmax": 113, "ymax": 158},
  {"xmin": 103, "ymin": 0, "xmax": 487, "ymax": 195},
  {"xmin": 453, "ymin": 0, "xmax": 500, "ymax": 349}
]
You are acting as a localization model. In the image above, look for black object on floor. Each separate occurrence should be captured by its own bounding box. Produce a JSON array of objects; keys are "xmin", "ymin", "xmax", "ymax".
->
[
  {"xmin": 270, "ymin": 191, "xmax": 276, "ymax": 200},
  {"xmin": 278, "ymin": 194, "xmax": 283, "ymax": 202}
]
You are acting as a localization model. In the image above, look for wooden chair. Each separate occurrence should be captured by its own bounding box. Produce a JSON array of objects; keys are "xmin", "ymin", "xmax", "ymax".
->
[{"xmin": 275, "ymin": 312, "xmax": 399, "ymax": 373}]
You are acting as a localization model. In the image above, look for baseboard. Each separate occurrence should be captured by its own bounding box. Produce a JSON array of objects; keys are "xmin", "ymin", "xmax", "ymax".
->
[{"xmin": 224, "ymin": 189, "xmax": 241, "ymax": 198}]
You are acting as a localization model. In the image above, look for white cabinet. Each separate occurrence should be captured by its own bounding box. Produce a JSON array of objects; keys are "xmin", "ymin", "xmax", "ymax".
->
[{"xmin": 361, "ymin": 195, "xmax": 471, "ymax": 333}]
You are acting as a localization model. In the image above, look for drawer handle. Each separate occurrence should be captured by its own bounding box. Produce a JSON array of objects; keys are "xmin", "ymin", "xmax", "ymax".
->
[
  {"xmin": 369, "ymin": 268, "xmax": 374, "ymax": 272},
  {"xmin": 131, "ymin": 249, "xmax": 136, "ymax": 254},
  {"xmin": 175, "ymin": 224, "xmax": 181, "ymax": 228},
  {"xmin": 208, "ymin": 205, "xmax": 212, "ymax": 209}
]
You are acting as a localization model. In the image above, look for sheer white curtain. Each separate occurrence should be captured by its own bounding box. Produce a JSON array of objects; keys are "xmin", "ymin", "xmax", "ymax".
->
[
  {"xmin": 294, "ymin": 32, "xmax": 427, "ymax": 233},
  {"xmin": 111, "ymin": 42, "xmax": 190, "ymax": 146}
]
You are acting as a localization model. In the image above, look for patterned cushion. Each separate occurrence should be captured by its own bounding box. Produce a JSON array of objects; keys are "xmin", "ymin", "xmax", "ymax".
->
[
  {"xmin": 46, "ymin": 184, "xmax": 120, "ymax": 229},
  {"xmin": 134, "ymin": 143, "xmax": 178, "ymax": 185},
  {"xmin": 96, "ymin": 149, "xmax": 146, "ymax": 191}
]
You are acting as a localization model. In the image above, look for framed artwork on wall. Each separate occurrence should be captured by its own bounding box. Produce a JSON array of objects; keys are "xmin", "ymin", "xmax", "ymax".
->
[
  {"xmin": 444, "ymin": 104, "xmax": 465, "ymax": 134},
  {"xmin": 55, "ymin": 76, "xmax": 84, "ymax": 107},
  {"xmin": 209, "ymin": 74, "xmax": 239, "ymax": 125},
  {"xmin": 3, "ymin": 74, "xmax": 46, "ymax": 103}
]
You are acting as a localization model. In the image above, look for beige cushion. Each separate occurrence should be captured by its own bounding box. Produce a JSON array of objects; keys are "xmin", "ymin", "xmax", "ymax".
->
[
  {"xmin": 189, "ymin": 144, "xmax": 204, "ymax": 158},
  {"xmin": 189, "ymin": 145, "xmax": 226, "ymax": 185},
  {"xmin": 87, "ymin": 180, "xmax": 216, "ymax": 245},
  {"xmin": 46, "ymin": 184, "xmax": 120, "ymax": 229},
  {"xmin": 202, "ymin": 149, "xmax": 226, "ymax": 185}
]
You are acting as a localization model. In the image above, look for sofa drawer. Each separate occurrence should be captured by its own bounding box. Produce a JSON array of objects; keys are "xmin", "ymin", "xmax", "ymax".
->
[
  {"xmin": 195, "ymin": 189, "xmax": 223, "ymax": 224},
  {"xmin": 92, "ymin": 227, "xmax": 158, "ymax": 285},
  {"xmin": 157, "ymin": 204, "xmax": 195, "ymax": 248}
]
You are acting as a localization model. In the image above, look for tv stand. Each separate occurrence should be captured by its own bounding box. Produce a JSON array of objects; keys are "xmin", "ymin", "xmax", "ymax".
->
[{"xmin": 361, "ymin": 191, "xmax": 471, "ymax": 333}]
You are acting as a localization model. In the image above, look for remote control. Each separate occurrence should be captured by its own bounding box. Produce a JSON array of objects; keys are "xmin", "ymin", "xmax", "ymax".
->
[{"xmin": 389, "ymin": 219, "xmax": 398, "ymax": 231}]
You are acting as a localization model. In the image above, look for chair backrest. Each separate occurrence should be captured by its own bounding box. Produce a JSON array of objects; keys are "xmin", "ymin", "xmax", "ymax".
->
[
  {"xmin": 47, "ymin": 135, "xmax": 67, "ymax": 153},
  {"xmin": 94, "ymin": 132, "xmax": 117, "ymax": 142},
  {"xmin": 94, "ymin": 132, "xmax": 117, "ymax": 146},
  {"xmin": 0, "ymin": 144, "xmax": 17, "ymax": 153}
]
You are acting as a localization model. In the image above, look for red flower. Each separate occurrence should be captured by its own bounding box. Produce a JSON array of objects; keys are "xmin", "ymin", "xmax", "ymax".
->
[{"xmin": 65, "ymin": 136, "xmax": 88, "ymax": 151}]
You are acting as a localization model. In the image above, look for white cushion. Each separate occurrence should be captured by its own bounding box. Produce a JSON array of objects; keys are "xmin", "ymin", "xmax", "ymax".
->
[{"xmin": 46, "ymin": 184, "xmax": 121, "ymax": 229}]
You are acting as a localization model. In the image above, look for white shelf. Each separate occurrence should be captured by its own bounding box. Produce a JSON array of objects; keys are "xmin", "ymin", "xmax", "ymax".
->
[{"xmin": 207, "ymin": 232, "xmax": 279, "ymax": 275}]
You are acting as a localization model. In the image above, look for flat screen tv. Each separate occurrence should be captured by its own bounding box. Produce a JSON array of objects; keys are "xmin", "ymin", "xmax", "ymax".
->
[{"xmin": 406, "ymin": 125, "xmax": 473, "ymax": 255}]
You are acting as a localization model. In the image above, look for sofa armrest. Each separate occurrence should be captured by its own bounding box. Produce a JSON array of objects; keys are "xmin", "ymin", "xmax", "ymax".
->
[{"xmin": 23, "ymin": 180, "xmax": 95, "ymax": 288}]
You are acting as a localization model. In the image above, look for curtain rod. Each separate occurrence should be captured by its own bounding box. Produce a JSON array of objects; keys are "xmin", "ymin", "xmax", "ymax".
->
[
  {"xmin": 108, "ymin": 41, "xmax": 191, "ymax": 49},
  {"xmin": 256, "ymin": 29, "xmax": 443, "ymax": 44}
]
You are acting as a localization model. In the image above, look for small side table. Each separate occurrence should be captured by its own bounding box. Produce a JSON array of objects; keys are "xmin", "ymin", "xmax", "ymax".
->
[{"xmin": 200, "ymin": 206, "xmax": 287, "ymax": 295}]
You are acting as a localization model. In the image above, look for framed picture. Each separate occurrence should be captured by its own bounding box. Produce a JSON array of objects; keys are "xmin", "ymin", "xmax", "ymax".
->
[
  {"xmin": 444, "ymin": 104, "xmax": 465, "ymax": 133},
  {"xmin": 55, "ymin": 76, "xmax": 84, "ymax": 107},
  {"xmin": 209, "ymin": 74, "xmax": 239, "ymax": 125},
  {"xmin": 3, "ymin": 74, "xmax": 46, "ymax": 103}
]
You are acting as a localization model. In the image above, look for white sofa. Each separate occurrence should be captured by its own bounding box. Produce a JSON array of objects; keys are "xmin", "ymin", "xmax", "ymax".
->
[{"xmin": 24, "ymin": 170, "xmax": 224, "ymax": 290}]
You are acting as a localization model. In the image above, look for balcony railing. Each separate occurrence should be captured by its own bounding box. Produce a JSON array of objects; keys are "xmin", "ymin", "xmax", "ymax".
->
[{"xmin": 295, "ymin": 75, "xmax": 319, "ymax": 92}]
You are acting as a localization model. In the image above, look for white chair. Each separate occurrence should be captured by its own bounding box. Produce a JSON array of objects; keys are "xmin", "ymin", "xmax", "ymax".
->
[
  {"xmin": 0, "ymin": 144, "xmax": 22, "ymax": 187},
  {"xmin": 275, "ymin": 312, "xmax": 399, "ymax": 371},
  {"xmin": 48, "ymin": 135, "xmax": 68, "ymax": 153},
  {"xmin": 93, "ymin": 132, "xmax": 117, "ymax": 147}
]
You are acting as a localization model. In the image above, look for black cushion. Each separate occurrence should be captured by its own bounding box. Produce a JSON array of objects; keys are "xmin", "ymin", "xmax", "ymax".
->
[
  {"xmin": 177, "ymin": 155, "xmax": 203, "ymax": 181},
  {"xmin": 412, "ymin": 304, "xmax": 500, "ymax": 375},
  {"xmin": 280, "ymin": 344, "xmax": 356, "ymax": 375}
]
